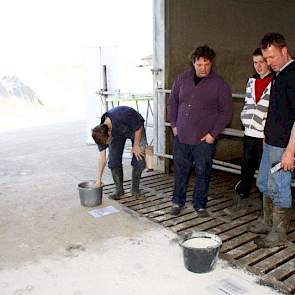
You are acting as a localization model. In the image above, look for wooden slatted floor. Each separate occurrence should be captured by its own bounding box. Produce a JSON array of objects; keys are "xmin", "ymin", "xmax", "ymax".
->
[{"xmin": 103, "ymin": 170, "xmax": 295, "ymax": 294}]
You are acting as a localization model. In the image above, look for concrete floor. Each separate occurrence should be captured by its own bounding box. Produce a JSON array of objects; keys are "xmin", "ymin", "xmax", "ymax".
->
[{"xmin": 0, "ymin": 121, "xmax": 282, "ymax": 295}]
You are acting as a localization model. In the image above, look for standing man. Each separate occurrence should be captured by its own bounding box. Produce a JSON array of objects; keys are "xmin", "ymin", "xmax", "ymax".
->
[
  {"xmin": 167, "ymin": 45, "xmax": 232, "ymax": 217},
  {"xmin": 249, "ymin": 33, "xmax": 295, "ymax": 248},
  {"xmin": 92, "ymin": 106, "xmax": 147, "ymax": 199},
  {"xmin": 234, "ymin": 48, "xmax": 272, "ymax": 207}
]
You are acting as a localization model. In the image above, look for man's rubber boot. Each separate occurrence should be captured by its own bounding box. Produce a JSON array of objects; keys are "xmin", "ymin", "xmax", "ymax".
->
[
  {"xmin": 109, "ymin": 166, "xmax": 124, "ymax": 200},
  {"xmin": 247, "ymin": 196, "xmax": 272, "ymax": 234},
  {"xmin": 255, "ymin": 206, "xmax": 291, "ymax": 248},
  {"xmin": 233, "ymin": 194, "xmax": 249, "ymax": 208},
  {"xmin": 233, "ymin": 180, "xmax": 249, "ymax": 208},
  {"xmin": 131, "ymin": 166, "xmax": 144, "ymax": 198}
]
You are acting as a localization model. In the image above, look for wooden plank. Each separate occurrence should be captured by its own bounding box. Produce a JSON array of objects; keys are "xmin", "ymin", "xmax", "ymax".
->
[
  {"xmin": 238, "ymin": 247, "xmax": 285, "ymax": 267},
  {"xmin": 268, "ymin": 256, "xmax": 295, "ymax": 281},
  {"xmin": 136, "ymin": 206, "xmax": 172, "ymax": 217},
  {"xmin": 117, "ymin": 194, "xmax": 165, "ymax": 207},
  {"xmin": 152, "ymin": 207, "xmax": 195, "ymax": 222},
  {"xmin": 103, "ymin": 171, "xmax": 163, "ymax": 190},
  {"xmin": 170, "ymin": 216, "xmax": 215, "ymax": 233},
  {"xmin": 214, "ymin": 213, "xmax": 258, "ymax": 235},
  {"xmin": 129, "ymin": 194, "xmax": 170, "ymax": 209},
  {"xmin": 224, "ymin": 241, "xmax": 257, "ymax": 260},
  {"xmin": 208, "ymin": 199, "xmax": 234, "ymax": 212},
  {"xmin": 118, "ymin": 188, "xmax": 163, "ymax": 204},
  {"xmin": 282, "ymin": 274, "xmax": 295, "ymax": 293},
  {"xmin": 252, "ymin": 247, "xmax": 295, "ymax": 274},
  {"xmin": 185, "ymin": 218, "xmax": 225, "ymax": 232},
  {"xmin": 140, "ymin": 177, "xmax": 174, "ymax": 188},
  {"xmin": 145, "ymin": 206, "xmax": 180, "ymax": 219},
  {"xmin": 221, "ymin": 232, "xmax": 257, "ymax": 253},
  {"xmin": 139, "ymin": 202, "xmax": 172, "ymax": 214},
  {"xmin": 218, "ymin": 217, "xmax": 256, "ymax": 241},
  {"xmin": 162, "ymin": 211, "xmax": 199, "ymax": 227}
]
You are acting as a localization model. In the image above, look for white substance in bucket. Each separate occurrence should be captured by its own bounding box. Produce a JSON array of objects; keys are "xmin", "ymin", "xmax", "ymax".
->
[{"xmin": 182, "ymin": 237, "xmax": 218, "ymax": 248}]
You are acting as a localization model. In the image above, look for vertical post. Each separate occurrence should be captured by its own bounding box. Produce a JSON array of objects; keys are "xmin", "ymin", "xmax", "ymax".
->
[
  {"xmin": 101, "ymin": 65, "xmax": 108, "ymax": 110},
  {"xmin": 153, "ymin": 0, "xmax": 166, "ymax": 172}
]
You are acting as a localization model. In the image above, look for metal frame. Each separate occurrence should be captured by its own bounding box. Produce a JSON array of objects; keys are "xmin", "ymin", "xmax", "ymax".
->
[{"xmin": 153, "ymin": 88, "xmax": 295, "ymax": 186}]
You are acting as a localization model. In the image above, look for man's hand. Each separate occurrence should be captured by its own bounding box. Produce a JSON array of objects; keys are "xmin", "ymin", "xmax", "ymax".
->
[
  {"xmin": 172, "ymin": 127, "xmax": 177, "ymax": 136},
  {"xmin": 96, "ymin": 180, "xmax": 104, "ymax": 187},
  {"xmin": 201, "ymin": 133, "xmax": 215, "ymax": 144},
  {"xmin": 281, "ymin": 149, "xmax": 294, "ymax": 171},
  {"xmin": 132, "ymin": 145, "xmax": 144, "ymax": 161}
]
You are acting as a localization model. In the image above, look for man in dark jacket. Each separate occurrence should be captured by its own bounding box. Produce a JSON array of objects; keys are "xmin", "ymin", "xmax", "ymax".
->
[
  {"xmin": 249, "ymin": 33, "xmax": 295, "ymax": 248},
  {"xmin": 167, "ymin": 45, "xmax": 232, "ymax": 217},
  {"xmin": 92, "ymin": 106, "xmax": 147, "ymax": 199}
]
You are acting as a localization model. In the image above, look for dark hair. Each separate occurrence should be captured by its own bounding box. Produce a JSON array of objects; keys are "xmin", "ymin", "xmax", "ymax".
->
[
  {"xmin": 190, "ymin": 45, "xmax": 216, "ymax": 63},
  {"xmin": 252, "ymin": 48, "xmax": 263, "ymax": 56},
  {"xmin": 92, "ymin": 124, "xmax": 109, "ymax": 144},
  {"xmin": 260, "ymin": 32, "xmax": 287, "ymax": 50}
]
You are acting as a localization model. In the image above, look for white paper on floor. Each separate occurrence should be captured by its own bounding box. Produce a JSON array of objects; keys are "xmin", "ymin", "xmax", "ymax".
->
[
  {"xmin": 206, "ymin": 276, "xmax": 254, "ymax": 295},
  {"xmin": 88, "ymin": 206, "xmax": 119, "ymax": 218}
]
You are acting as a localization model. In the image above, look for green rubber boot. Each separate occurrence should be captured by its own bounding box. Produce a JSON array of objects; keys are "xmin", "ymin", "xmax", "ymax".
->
[
  {"xmin": 255, "ymin": 206, "xmax": 291, "ymax": 248},
  {"xmin": 247, "ymin": 196, "xmax": 273, "ymax": 234},
  {"xmin": 109, "ymin": 166, "xmax": 124, "ymax": 200},
  {"xmin": 131, "ymin": 166, "xmax": 144, "ymax": 198}
]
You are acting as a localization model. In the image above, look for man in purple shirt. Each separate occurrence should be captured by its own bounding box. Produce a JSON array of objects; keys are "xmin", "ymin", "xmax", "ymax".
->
[{"xmin": 167, "ymin": 45, "xmax": 232, "ymax": 216}]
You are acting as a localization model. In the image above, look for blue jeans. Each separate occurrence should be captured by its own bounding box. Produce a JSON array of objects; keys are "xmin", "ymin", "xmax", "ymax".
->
[
  {"xmin": 108, "ymin": 128, "xmax": 147, "ymax": 172},
  {"xmin": 257, "ymin": 143, "xmax": 292, "ymax": 208},
  {"xmin": 172, "ymin": 136, "xmax": 215, "ymax": 209}
]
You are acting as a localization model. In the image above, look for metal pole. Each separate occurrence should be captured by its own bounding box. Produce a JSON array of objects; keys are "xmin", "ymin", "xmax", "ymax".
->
[{"xmin": 101, "ymin": 65, "xmax": 108, "ymax": 111}]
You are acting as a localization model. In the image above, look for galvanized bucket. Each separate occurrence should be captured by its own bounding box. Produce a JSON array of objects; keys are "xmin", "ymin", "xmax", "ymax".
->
[{"xmin": 78, "ymin": 181, "xmax": 102, "ymax": 207}]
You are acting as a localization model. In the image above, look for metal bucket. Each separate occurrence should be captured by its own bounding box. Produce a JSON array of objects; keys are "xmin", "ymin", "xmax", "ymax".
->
[
  {"xmin": 78, "ymin": 181, "xmax": 102, "ymax": 207},
  {"xmin": 180, "ymin": 231, "xmax": 222, "ymax": 273}
]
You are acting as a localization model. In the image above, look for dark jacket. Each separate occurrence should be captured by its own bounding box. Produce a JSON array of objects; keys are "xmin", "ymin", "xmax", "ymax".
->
[
  {"xmin": 264, "ymin": 61, "xmax": 295, "ymax": 147},
  {"xmin": 98, "ymin": 106, "xmax": 144, "ymax": 151}
]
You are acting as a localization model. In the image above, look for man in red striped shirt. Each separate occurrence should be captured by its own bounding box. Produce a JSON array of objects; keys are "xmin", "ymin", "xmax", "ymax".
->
[{"xmin": 234, "ymin": 48, "xmax": 272, "ymax": 208}]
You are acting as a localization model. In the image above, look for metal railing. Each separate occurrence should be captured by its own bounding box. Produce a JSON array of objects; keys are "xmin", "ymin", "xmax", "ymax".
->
[
  {"xmin": 154, "ymin": 88, "xmax": 246, "ymax": 175},
  {"xmin": 154, "ymin": 88, "xmax": 295, "ymax": 186},
  {"xmin": 97, "ymin": 90, "xmax": 153, "ymax": 129}
]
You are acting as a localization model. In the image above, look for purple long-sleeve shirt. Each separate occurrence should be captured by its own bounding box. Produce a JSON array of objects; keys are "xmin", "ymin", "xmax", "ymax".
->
[{"xmin": 167, "ymin": 68, "xmax": 232, "ymax": 144}]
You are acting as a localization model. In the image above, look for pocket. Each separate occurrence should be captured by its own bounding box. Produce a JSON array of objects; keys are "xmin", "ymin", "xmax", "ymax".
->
[{"xmin": 201, "ymin": 140, "xmax": 213, "ymax": 145}]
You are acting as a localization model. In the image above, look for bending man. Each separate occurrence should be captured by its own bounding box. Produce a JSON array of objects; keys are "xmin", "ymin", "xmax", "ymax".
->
[{"xmin": 92, "ymin": 106, "xmax": 147, "ymax": 199}]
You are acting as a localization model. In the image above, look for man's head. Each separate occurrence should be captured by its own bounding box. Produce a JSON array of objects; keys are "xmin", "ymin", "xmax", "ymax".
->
[
  {"xmin": 252, "ymin": 48, "xmax": 270, "ymax": 78},
  {"xmin": 260, "ymin": 32, "xmax": 291, "ymax": 72},
  {"xmin": 92, "ymin": 124, "xmax": 109, "ymax": 145},
  {"xmin": 190, "ymin": 45, "xmax": 216, "ymax": 77}
]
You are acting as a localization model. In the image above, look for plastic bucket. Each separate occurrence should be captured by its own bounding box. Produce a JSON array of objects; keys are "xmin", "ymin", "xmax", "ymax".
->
[
  {"xmin": 78, "ymin": 181, "xmax": 102, "ymax": 207},
  {"xmin": 180, "ymin": 231, "xmax": 222, "ymax": 273}
]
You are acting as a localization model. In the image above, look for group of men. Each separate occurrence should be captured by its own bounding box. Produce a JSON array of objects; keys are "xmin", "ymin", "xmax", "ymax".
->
[{"xmin": 91, "ymin": 32, "xmax": 295, "ymax": 249}]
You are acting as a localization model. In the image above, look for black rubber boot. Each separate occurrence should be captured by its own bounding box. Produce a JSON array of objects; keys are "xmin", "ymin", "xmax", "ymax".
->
[
  {"xmin": 131, "ymin": 166, "xmax": 143, "ymax": 198},
  {"xmin": 255, "ymin": 206, "xmax": 291, "ymax": 248},
  {"xmin": 233, "ymin": 180, "xmax": 249, "ymax": 208},
  {"xmin": 233, "ymin": 194, "xmax": 249, "ymax": 208},
  {"xmin": 109, "ymin": 166, "xmax": 124, "ymax": 200},
  {"xmin": 247, "ymin": 196, "xmax": 272, "ymax": 234}
]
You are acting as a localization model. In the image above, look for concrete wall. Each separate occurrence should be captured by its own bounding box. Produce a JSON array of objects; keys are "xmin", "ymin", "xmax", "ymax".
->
[
  {"xmin": 160, "ymin": 0, "xmax": 295, "ymax": 163},
  {"xmin": 165, "ymin": 0, "xmax": 295, "ymax": 91}
]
